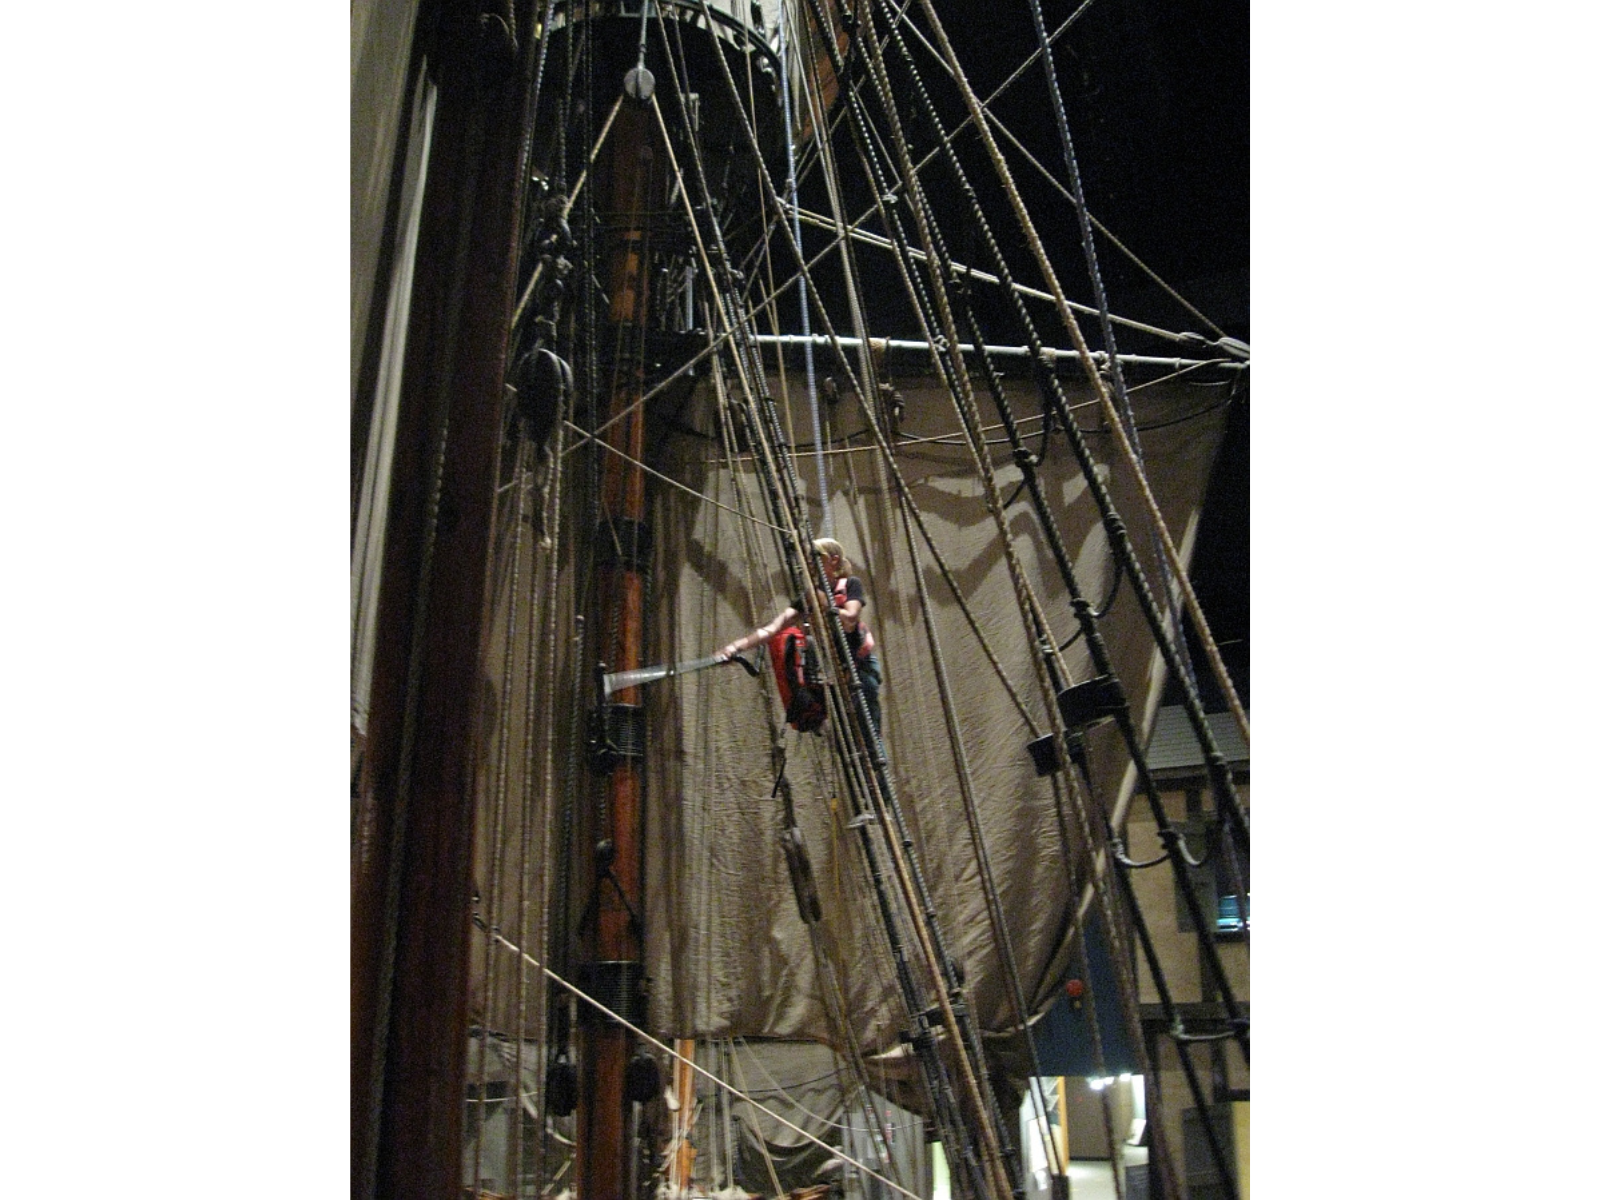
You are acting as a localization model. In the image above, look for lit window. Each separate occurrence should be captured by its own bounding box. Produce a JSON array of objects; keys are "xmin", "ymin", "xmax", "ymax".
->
[{"xmin": 1216, "ymin": 893, "xmax": 1250, "ymax": 934}]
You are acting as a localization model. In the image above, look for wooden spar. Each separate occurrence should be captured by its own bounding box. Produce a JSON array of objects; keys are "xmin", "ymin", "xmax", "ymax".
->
[
  {"xmin": 577, "ymin": 95, "xmax": 660, "ymax": 1200},
  {"xmin": 350, "ymin": 14, "xmax": 536, "ymax": 1200},
  {"xmin": 670, "ymin": 1038, "xmax": 699, "ymax": 1189},
  {"xmin": 796, "ymin": 0, "xmax": 852, "ymax": 145}
]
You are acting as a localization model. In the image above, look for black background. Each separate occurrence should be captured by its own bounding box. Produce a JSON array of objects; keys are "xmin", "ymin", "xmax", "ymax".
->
[{"xmin": 797, "ymin": 0, "xmax": 1249, "ymax": 708}]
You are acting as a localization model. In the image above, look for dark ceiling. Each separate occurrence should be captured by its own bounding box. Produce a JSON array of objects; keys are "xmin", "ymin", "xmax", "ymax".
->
[
  {"xmin": 804, "ymin": 0, "xmax": 1250, "ymax": 708},
  {"xmin": 791, "ymin": 0, "xmax": 1247, "ymax": 349}
]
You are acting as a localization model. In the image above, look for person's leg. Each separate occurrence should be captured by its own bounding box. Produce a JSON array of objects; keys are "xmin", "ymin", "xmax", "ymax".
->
[{"xmin": 856, "ymin": 654, "xmax": 883, "ymax": 734}]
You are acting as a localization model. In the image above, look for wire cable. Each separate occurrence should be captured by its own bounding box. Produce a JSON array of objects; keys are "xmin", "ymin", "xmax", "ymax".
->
[{"xmin": 481, "ymin": 921, "xmax": 932, "ymax": 1200}]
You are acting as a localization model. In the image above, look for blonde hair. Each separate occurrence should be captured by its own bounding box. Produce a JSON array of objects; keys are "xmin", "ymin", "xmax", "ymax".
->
[{"xmin": 812, "ymin": 537, "xmax": 852, "ymax": 576}]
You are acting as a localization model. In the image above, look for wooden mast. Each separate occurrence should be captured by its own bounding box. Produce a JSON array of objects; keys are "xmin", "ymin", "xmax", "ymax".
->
[
  {"xmin": 351, "ymin": 11, "xmax": 539, "ymax": 1199},
  {"xmin": 576, "ymin": 93, "xmax": 660, "ymax": 1200}
]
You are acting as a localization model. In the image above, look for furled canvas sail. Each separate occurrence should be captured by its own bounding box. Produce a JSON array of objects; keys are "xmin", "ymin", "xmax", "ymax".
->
[
  {"xmin": 353, "ymin": 0, "xmax": 1249, "ymax": 1196},
  {"xmin": 465, "ymin": 363, "xmax": 1238, "ymax": 1183},
  {"xmin": 636, "ymin": 375, "xmax": 1229, "ymax": 1044}
]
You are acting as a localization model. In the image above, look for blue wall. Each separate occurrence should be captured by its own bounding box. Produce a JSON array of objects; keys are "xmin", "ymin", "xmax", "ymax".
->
[{"xmin": 1029, "ymin": 912, "xmax": 1140, "ymax": 1077}]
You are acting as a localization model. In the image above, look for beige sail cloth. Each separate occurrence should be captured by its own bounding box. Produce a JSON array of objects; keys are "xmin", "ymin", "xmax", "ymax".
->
[{"xmin": 468, "ymin": 369, "xmax": 1232, "ymax": 1060}]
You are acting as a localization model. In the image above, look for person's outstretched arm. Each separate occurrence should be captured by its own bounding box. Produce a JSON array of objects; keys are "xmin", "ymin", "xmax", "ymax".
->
[{"xmin": 718, "ymin": 605, "xmax": 799, "ymax": 661}]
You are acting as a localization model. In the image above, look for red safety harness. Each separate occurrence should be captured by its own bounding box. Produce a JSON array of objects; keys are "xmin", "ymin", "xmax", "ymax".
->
[
  {"xmin": 768, "ymin": 579, "xmax": 872, "ymax": 732},
  {"xmin": 769, "ymin": 626, "xmax": 826, "ymax": 733}
]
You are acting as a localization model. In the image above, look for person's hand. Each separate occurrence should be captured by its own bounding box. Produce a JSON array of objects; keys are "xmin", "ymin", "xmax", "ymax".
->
[{"xmin": 717, "ymin": 643, "xmax": 740, "ymax": 662}]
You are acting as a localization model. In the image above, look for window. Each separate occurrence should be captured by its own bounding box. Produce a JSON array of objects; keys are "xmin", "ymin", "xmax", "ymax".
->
[
  {"xmin": 1215, "ymin": 892, "xmax": 1250, "ymax": 935},
  {"xmin": 1173, "ymin": 815, "xmax": 1249, "ymax": 939}
]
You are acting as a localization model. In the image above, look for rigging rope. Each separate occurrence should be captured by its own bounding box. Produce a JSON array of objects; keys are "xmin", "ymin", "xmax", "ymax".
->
[
  {"xmin": 969, "ymin": 105, "xmax": 1229, "ymax": 342},
  {"xmin": 1064, "ymin": 749, "xmax": 1238, "ymax": 1200},
  {"xmin": 647, "ymin": 51, "xmax": 964, "ymax": 1180},
  {"xmin": 561, "ymin": 415, "xmax": 788, "ymax": 530},
  {"xmin": 1016, "ymin": 0, "xmax": 1203, "ymax": 709},
  {"xmin": 851, "ymin": 0, "xmax": 1232, "ymax": 347},
  {"xmin": 482, "ymin": 10, "xmax": 1248, "ymax": 1200},
  {"xmin": 525, "ymin": 377, "xmax": 572, "ymax": 1197},
  {"xmin": 893, "ymin": 0, "xmax": 1228, "ymax": 344},
  {"xmin": 483, "ymin": 924, "xmax": 933, "ymax": 1200},
  {"xmin": 465, "ymin": 14, "xmax": 575, "ymax": 1186},
  {"xmin": 906, "ymin": 0, "xmax": 1100, "ymax": 148},
  {"xmin": 780, "ymin": 8, "xmax": 830, "ymax": 534},
  {"xmin": 800, "ymin": 11, "xmax": 1061, "ymax": 1198},
  {"xmin": 734, "ymin": 9, "xmax": 1045, "ymax": 746},
  {"xmin": 889, "ymin": 0, "xmax": 1248, "ymax": 1049},
  {"xmin": 748, "ymin": 397, "xmax": 1238, "ymax": 460},
  {"xmin": 728, "ymin": 1042, "xmax": 787, "ymax": 1198},
  {"xmin": 788, "ymin": 204, "xmax": 1205, "ymax": 346},
  {"xmin": 890, "ymin": 469, "xmax": 1072, "ymax": 1186},
  {"xmin": 512, "ymin": 92, "xmax": 624, "ymax": 330},
  {"xmin": 653, "ymin": 15, "xmax": 1021, "ymax": 1186},
  {"xmin": 866, "ymin": 0, "xmax": 1252, "ymax": 899},
  {"xmin": 844, "ymin": 14, "xmax": 1245, "ymax": 1196},
  {"xmin": 908, "ymin": 0, "xmax": 1250, "ymax": 751},
  {"xmin": 790, "ymin": 14, "xmax": 1248, "ymax": 1184},
  {"xmin": 472, "ymin": 436, "xmax": 530, "ymax": 1196},
  {"xmin": 506, "ymin": 472, "xmax": 540, "ymax": 1189},
  {"xmin": 802, "ymin": 8, "xmax": 1112, "ymax": 1188}
]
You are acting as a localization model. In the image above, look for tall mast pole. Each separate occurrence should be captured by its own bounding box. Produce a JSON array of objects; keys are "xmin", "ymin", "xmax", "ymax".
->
[{"xmin": 577, "ymin": 92, "xmax": 660, "ymax": 1200}]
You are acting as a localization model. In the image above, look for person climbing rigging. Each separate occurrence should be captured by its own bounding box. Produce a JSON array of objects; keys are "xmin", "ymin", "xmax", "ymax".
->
[{"xmin": 717, "ymin": 537, "xmax": 883, "ymax": 733}]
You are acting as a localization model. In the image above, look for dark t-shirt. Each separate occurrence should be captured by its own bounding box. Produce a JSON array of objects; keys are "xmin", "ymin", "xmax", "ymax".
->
[{"xmin": 795, "ymin": 576, "xmax": 871, "ymax": 658}]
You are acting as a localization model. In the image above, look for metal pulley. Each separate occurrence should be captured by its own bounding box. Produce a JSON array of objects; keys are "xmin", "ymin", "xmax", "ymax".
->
[{"xmin": 623, "ymin": 64, "xmax": 655, "ymax": 102}]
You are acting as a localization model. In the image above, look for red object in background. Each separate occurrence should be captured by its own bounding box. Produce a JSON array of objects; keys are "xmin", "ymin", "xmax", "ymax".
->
[{"xmin": 1065, "ymin": 978, "xmax": 1085, "ymax": 999}]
